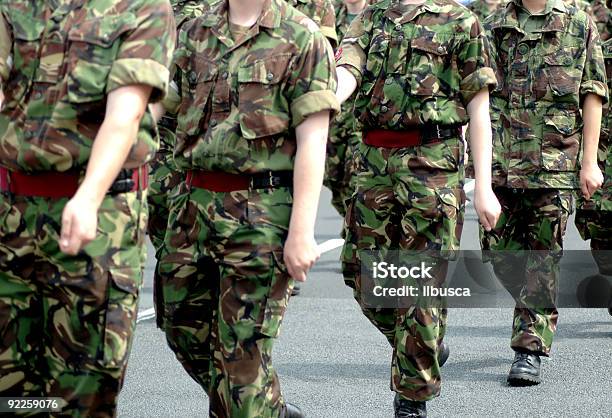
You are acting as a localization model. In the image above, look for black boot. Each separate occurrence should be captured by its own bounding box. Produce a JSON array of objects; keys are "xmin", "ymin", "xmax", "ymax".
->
[
  {"xmin": 394, "ymin": 394, "xmax": 427, "ymax": 418},
  {"xmin": 438, "ymin": 342, "xmax": 450, "ymax": 367},
  {"xmin": 284, "ymin": 402, "xmax": 304, "ymax": 418},
  {"xmin": 507, "ymin": 351, "xmax": 541, "ymax": 386},
  {"xmin": 291, "ymin": 283, "xmax": 301, "ymax": 296}
]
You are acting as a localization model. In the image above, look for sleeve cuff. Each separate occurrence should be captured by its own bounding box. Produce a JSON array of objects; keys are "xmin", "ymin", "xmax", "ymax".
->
[
  {"xmin": 162, "ymin": 80, "xmax": 181, "ymax": 115},
  {"xmin": 320, "ymin": 27, "xmax": 338, "ymax": 48},
  {"xmin": 581, "ymin": 80, "xmax": 609, "ymax": 105},
  {"xmin": 460, "ymin": 67, "xmax": 498, "ymax": 104},
  {"xmin": 107, "ymin": 58, "xmax": 170, "ymax": 102},
  {"xmin": 291, "ymin": 90, "xmax": 340, "ymax": 127},
  {"xmin": 338, "ymin": 63, "xmax": 363, "ymax": 87}
]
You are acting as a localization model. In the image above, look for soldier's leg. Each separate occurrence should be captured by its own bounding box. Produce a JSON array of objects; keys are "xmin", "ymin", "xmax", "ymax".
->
[
  {"xmin": 0, "ymin": 197, "xmax": 45, "ymax": 397},
  {"xmin": 158, "ymin": 185, "xmax": 217, "ymax": 392},
  {"xmin": 575, "ymin": 209, "xmax": 612, "ymax": 275},
  {"xmin": 324, "ymin": 126, "xmax": 350, "ymax": 217},
  {"xmin": 208, "ymin": 187, "xmax": 294, "ymax": 418},
  {"xmin": 510, "ymin": 190, "xmax": 571, "ymax": 356},
  {"xmin": 342, "ymin": 144, "xmax": 400, "ymax": 345},
  {"xmin": 480, "ymin": 187, "xmax": 529, "ymax": 301},
  {"xmin": 39, "ymin": 191, "xmax": 146, "ymax": 417},
  {"xmin": 392, "ymin": 168, "xmax": 465, "ymax": 401}
]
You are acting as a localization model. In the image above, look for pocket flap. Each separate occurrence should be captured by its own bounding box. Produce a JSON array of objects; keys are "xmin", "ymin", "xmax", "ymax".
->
[
  {"xmin": 10, "ymin": 11, "xmax": 43, "ymax": 41},
  {"xmin": 544, "ymin": 110, "xmax": 579, "ymax": 135},
  {"xmin": 411, "ymin": 37, "xmax": 448, "ymax": 56},
  {"xmin": 68, "ymin": 15, "xmax": 136, "ymax": 47},
  {"xmin": 238, "ymin": 55, "xmax": 290, "ymax": 84}
]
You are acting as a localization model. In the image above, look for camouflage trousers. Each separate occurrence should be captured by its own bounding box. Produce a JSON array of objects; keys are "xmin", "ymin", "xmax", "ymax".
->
[
  {"xmin": 158, "ymin": 183, "xmax": 294, "ymax": 418},
  {"xmin": 341, "ymin": 139, "xmax": 465, "ymax": 402},
  {"xmin": 147, "ymin": 138, "xmax": 183, "ymax": 253},
  {"xmin": 575, "ymin": 209, "xmax": 612, "ymax": 275},
  {"xmin": 480, "ymin": 188, "xmax": 573, "ymax": 356},
  {"xmin": 0, "ymin": 191, "xmax": 147, "ymax": 417},
  {"xmin": 324, "ymin": 110, "xmax": 361, "ymax": 217}
]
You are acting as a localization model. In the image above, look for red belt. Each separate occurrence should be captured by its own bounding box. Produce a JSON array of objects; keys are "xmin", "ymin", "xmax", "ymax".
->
[
  {"xmin": 186, "ymin": 171, "xmax": 251, "ymax": 192},
  {"xmin": 364, "ymin": 129, "xmax": 421, "ymax": 148},
  {"xmin": 363, "ymin": 126, "xmax": 462, "ymax": 148},
  {"xmin": 0, "ymin": 166, "xmax": 148, "ymax": 198}
]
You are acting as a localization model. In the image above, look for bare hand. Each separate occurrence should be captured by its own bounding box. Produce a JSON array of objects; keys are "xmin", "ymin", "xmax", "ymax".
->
[
  {"xmin": 60, "ymin": 194, "xmax": 98, "ymax": 255},
  {"xmin": 283, "ymin": 233, "xmax": 320, "ymax": 282},
  {"xmin": 580, "ymin": 162, "xmax": 603, "ymax": 200},
  {"xmin": 473, "ymin": 187, "xmax": 502, "ymax": 232}
]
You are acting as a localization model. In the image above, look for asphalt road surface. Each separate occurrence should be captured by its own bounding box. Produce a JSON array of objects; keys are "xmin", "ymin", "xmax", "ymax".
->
[{"xmin": 118, "ymin": 186, "xmax": 612, "ymax": 418}]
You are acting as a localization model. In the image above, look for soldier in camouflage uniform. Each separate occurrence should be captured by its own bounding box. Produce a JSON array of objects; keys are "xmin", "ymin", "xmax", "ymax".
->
[
  {"xmin": 575, "ymin": 0, "xmax": 612, "ymax": 316},
  {"xmin": 0, "ymin": 1, "xmax": 175, "ymax": 416},
  {"xmin": 322, "ymin": 0, "xmax": 370, "ymax": 219},
  {"xmin": 289, "ymin": 0, "xmax": 338, "ymax": 47},
  {"xmin": 149, "ymin": 0, "xmax": 210, "ymax": 328},
  {"xmin": 468, "ymin": 0, "xmax": 506, "ymax": 21},
  {"xmin": 157, "ymin": 0, "xmax": 339, "ymax": 416},
  {"xmin": 482, "ymin": 0, "xmax": 607, "ymax": 386},
  {"xmin": 335, "ymin": 0, "xmax": 500, "ymax": 415}
]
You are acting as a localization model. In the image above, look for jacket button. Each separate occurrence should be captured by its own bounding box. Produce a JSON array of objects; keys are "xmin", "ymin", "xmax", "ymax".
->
[
  {"xmin": 381, "ymin": 105, "xmax": 388, "ymax": 113},
  {"xmin": 385, "ymin": 78, "xmax": 393, "ymax": 85},
  {"xmin": 189, "ymin": 71, "xmax": 197, "ymax": 83},
  {"xmin": 517, "ymin": 44, "xmax": 529, "ymax": 55},
  {"xmin": 266, "ymin": 72, "xmax": 274, "ymax": 81},
  {"xmin": 222, "ymin": 71, "xmax": 229, "ymax": 79},
  {"xmin": 437, "ymin": 46, "xmax": 445, "ymax": 53},
  {"xmin": 395, "ymin": 24, "xmax": 402, "ymax": 31},
  {"xmin": 210, "ymin": 120, "xmax": 217, "ymax": 127}
]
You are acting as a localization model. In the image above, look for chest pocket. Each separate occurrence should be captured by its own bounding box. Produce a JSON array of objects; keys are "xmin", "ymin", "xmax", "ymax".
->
[
  {"xmin": 542, "ymin": 47, "xmax": 582, "ymax": 99},
  {"xmin": 408, "ymin": 33, "xmax": 454, "ymax": 97},
  {"xmin": 176, "ymin": 54, "xmax": 217, "ymax": 137},
  {"xmin": 237, "ymin": 55, "xmax": 291, "ymax": 139},
  {"xmin": 66, "ymin": 15, "xmax": 137, "ymax": 104},
  {"xmin": 4, "ymin": 11, "xmax": 44, "ymax": 109}
]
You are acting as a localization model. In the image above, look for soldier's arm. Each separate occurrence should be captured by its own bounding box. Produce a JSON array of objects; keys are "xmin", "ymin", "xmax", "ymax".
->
[
  {"xmin": 460, "ymin": 17, "xmax": 501, "ymax": 231},
  {"xmin": 580, "ymin": 15, "xmax": 608, "ymax": 199},
  {"xmin": 581, "ymin": 94, "xmax": 604, "ymax": 199},
  {"xmin": 60, "ymin": 0, "xmax": 176, "ymax": 255},
  {"xmin": 284, "ymin": 30, "xmax": 340, "ymax": 282},
  {"xmin": 0, "ymin": 9, "xmax": 13, "ymax": 107},
  {"xmin": 60, "ymin": 85, "xmax": 153, "ymax": 255},
  {"xmin": 335, "ymin": 6, "xmax": 372, "ymax": 104}
]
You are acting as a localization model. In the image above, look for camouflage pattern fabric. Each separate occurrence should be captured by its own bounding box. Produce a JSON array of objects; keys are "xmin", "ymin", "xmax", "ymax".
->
[
  {"xmin": 337, "ymin": 0, "xmax": 497, "ymax": 131},
  {"xmin": 148, "ymin": 0, "xmax": 211, "ymax": 255},
  {"xmin": 480, "ymin": 188, "xmax": 573, "ymax": 355},
  {"xmin": 324, "ymin": 2, "xmax": 369, "ymax": 216},
  {"xmin": 341, "ymin": 141, "xmax": 465, "ymax": 401},
  {"xmin": 0, "ymin": 0, "xmax": 175, "ymax": 173},
  {"xmin": 575, "ymin": 36, "xmax": 612, "ymax": 275},
  {"xmin": 0, "ymin": 191, "xmax": 148, "ymax": 417},
  {"xmin": 288, "ymin": 0, "xmax": 338, "ymax": 47},
  {"xmin": 337, "ymin": 0, "xmax": 495, "ymax": 402},
  {"xmin": 160, "ymin": 185, "xmax": 294, "ymax": 417},
  {"xmin": 0, "ymin": 0, "xmax": 174, "ymax": 415},
  {"xmin": 485, "ymin": 0, "xmax": 608, "ymax": 190},
  {"xmin": 590, "ymin": 0, "xmax": 612, "ymax": 42},
  {"xmin": 158, "ymin": 1, "xmax": 339, "ymax": 416},
  {"xmin": 468, "ymin": 0, "xmax": 506, "ymax": 22}
]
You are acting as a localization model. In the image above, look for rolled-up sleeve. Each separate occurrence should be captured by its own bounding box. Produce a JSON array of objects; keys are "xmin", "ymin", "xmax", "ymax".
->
[
  {"xmin": 289, "ymin": 31, "xmax": 340, "ymax": 127},
  {"xmin": 335, "ymin": 9, "xmax": 372, "ymax": 87},
  {"xmin": 0, "ymin": 10, "xmax": 12, "ymax": 88},
  {"xmin": 106, "ymin": 0, "xmax": 176, "ymax": 102},
  {"xmin": 580, "ymin": 15, "xmax": 608, "ymax": 104},
  {"xmin": 458, "ymin": 17, "xmax": 498, "ymax": 105}
]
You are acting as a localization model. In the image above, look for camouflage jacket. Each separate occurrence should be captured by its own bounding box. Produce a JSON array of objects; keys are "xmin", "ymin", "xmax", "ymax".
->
[
  {"xmin": 468, "ymin": 0, "xmax": 506, "ymax": 22},
  {"xmin": 590, "ymin": 0, "xmax": 612, "ymax": 42},
  {"xmin": 288, "ymin": 0, "xmax": 338, "ymax": 47},
  {"xmin": 485, "ymin": 0, "xmax": 608, "ymax": 189},
  {"xmin": 159, "ymin": 0, "xmax": 210, "ymax": 149},
  {"xmin": 0, "ymin": 0, "xmax": 175, "ymax": 174},
  {"xmin": 170, "ymin": 0, "xmax": 339, "ymax": 174},
  {"xmin": 336, "ymin": 0, "xmax": 497, "ymax": 131}
]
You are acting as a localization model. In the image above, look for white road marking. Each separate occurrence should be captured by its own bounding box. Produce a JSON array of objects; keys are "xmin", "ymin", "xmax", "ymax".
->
[{"xmin": 136, "ymin": 180, "xmax": 478, "ymax": 322}]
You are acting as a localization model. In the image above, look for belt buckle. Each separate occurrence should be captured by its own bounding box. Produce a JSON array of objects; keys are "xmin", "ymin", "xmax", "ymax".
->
[{"xmin": 436, "ymin": 125, "xmax": 442, "ymax": 139}]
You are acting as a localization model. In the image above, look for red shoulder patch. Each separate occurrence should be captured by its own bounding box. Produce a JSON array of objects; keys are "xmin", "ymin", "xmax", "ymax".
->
[{"xmin": 335, "ymin": 46, "xmax": 343, "ymax": 62}]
